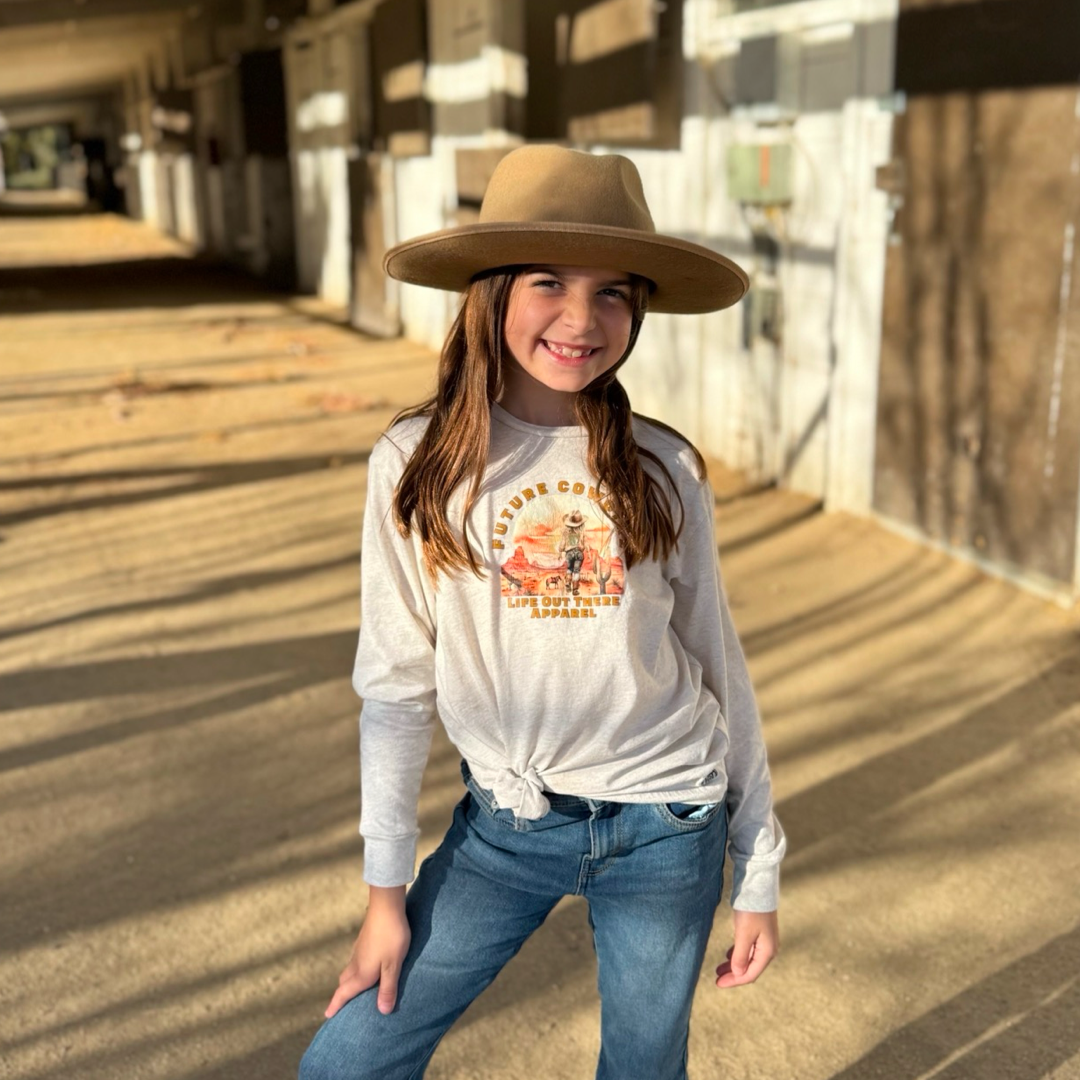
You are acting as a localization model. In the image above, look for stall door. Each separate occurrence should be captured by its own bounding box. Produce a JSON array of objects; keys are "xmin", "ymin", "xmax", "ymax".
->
[{"xmin": 873, "ymin": 0, "xmax": 1080, "ymax": 587}]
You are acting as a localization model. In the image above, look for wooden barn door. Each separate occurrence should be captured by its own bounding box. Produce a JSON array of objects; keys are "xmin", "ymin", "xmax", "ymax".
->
[{"xmin": 873, "ymin": 0, "xmax": 1080, "ymax": 589}]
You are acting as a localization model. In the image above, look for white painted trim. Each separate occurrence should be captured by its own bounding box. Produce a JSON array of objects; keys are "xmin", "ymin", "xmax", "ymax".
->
[
  {"xmin": 800, "ymin": 20, "xmax": 856, "ymax": 45},
  {"xmin": 826, "ymin": 98, "xmax": 892, "ymax": 516},
  {"xmin": 379, "ymin": 153, "xmax": 402, "ymax": 329},
  {"xmin": 424, "ymin": 46, "xmax": 527, "ymax": 104},
  {"xmin": 1044, "ymin": 221, "xmax": 1074, "ymax": 486},
  {"xmin": 296, "ymin": 90, "xmax": 348, "ymax": 133},
  {"xmin": 689, "ymin": 0, "xmax": 898, "ymax": 57}
]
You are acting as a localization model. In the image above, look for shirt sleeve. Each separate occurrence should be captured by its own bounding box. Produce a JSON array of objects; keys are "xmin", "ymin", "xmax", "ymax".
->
[
  {"xmin": 665, "ymin": 473, "xmax": 787, "ymax": 912},
  {"xmin": 351, "ymin": 435, "xmax": 439, "ymax": 887}
]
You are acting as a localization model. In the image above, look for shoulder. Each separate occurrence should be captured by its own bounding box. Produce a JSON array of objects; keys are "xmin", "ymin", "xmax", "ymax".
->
[
  {"xmin": 631, "ymin": 413, "xmax": 712, "ymax": 538},
  {"xmin": 630, "ymin": 412, "xmax": 707, "ymax": 490},
  {"xmin": 369, "ymin": 413, "xmax": 433, "ymax": 472}
]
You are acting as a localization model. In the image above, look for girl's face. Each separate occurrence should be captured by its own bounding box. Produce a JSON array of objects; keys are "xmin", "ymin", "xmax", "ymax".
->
[{"xmin": 503, "ymin": 265, "xmax": 635, "ymax": 396}]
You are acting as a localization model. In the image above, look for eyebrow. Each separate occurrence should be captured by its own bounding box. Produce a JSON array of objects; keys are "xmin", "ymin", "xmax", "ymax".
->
[{"xmin": 524, "ymin": 265, "xmax": 633, "ymax": 288}]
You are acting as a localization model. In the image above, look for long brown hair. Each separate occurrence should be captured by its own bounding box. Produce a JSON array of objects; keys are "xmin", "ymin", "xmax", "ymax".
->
[{"xmin": 381, "ymin": 267, "xmax": 708, "ymax": 587}]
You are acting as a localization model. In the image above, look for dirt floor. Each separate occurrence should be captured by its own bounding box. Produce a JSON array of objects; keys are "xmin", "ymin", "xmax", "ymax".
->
[{"xmin": 2, "ymin": 208, "xmax": 1079, "ymax": 1080}]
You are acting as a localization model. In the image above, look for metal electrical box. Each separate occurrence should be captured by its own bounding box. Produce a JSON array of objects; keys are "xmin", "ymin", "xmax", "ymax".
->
[{"xmin": 726, "ymin": 143, "xmax": 794, "ymax": 204}]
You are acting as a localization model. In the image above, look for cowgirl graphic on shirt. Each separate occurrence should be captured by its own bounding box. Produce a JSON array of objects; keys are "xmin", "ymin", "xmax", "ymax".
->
[{"xmin": 558, "ymin": 508, "xmax": 586, "ymax": 595}]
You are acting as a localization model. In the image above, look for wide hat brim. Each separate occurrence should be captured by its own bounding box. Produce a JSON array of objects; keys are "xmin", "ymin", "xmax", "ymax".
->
[{"xmin": 383, "ymin": 221, "xmax": 749, "ymax": 315}]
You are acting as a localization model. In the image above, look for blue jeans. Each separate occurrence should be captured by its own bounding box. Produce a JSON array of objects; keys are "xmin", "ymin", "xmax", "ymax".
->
[{"xmin": 299, "ymin": 758, "xmax": 727, "ymax": 1080}]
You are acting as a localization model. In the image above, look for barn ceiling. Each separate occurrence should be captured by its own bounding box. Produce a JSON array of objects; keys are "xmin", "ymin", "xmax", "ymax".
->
[{"xmin": 0, "ymin": 0, "xmax": 241, "ymax": 107}]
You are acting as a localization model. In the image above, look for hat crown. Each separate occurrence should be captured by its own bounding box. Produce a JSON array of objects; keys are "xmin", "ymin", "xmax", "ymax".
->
[{"xmin": 479, "ymin": 146, "xmax": 656, "ymax": 234}]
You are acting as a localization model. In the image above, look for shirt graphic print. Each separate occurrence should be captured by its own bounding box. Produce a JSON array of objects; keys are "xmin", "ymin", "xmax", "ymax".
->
[{"xmin": 493, "ymin": 477, "xmax": 625, "ymax": 618}]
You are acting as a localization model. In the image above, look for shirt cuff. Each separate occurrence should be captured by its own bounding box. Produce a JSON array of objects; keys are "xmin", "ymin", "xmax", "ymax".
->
[
  {"xmin": 360, "ymin": 832, "xmax": 419, "ymax": 888},
  {"xmin": 729, "ymin": 857, "xmax": 781, "ymax": 912}
]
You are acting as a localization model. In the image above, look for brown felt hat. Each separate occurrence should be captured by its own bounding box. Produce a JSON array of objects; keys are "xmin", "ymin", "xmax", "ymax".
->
[{"xmin": 382, "ymin": 145, "xmax": 749, "ymax": 315}]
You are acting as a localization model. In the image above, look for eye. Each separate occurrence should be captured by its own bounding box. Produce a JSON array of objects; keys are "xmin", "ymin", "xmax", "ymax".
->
[
  {"xmin": 532, "ymin": 278, "xmax": 562, "ymax": 289},
  {"xmin": 601, "ymin": 288, "xmax": 631, "ymax": 301}
]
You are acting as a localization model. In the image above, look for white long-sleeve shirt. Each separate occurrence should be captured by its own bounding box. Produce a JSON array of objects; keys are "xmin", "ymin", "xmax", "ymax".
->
[{"xmin": 353, "ymin": 401, "xmax": 786, "ymax": 911}]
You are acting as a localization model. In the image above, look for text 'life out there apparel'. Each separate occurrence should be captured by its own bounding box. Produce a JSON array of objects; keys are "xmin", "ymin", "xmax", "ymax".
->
[{"xmin": 353, "ymin": 401, "xmax": 786, "ymax": 911}]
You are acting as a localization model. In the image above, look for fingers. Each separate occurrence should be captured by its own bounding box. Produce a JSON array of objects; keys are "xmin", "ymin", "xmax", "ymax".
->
[
  {"xmin": 324, "ymin": 971, "xmax": 366, "ymax": 1019},
  {"xmin": 376, "ymin": 958, "xmax": 400, "ymax": 1015},
  {"xmin": 731, "ymin": 930, "xmax": 754, "ymax": 980},
  {"xmin": 715, "ymin": 938, "xmax": 774, "ymax": 987},
  {"xmin": 715, "ymin": 912, "xmax": 779, "ymax": 989},
  {"xmin": 323, "ymin": 959, "xmax": 402, "ymax": 1019}
]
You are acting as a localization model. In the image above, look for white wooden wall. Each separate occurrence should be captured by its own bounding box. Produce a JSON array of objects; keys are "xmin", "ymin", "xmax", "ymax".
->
[
  {"xmin": 367, "ymin": 0, "xmax": 897, "ymax": 515},
  {"xmin": 284, "ymin": 23, "xmax": 354, "ymax": 308}
]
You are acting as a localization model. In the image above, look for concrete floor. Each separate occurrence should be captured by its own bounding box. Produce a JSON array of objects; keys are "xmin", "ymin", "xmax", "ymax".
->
[{"xmin": 2, "ymin": 210, "xmax": 1079, "ymax": 1080}]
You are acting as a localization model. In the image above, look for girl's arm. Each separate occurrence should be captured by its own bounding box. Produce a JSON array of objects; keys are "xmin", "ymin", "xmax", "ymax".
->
[
  {"xmin": 666, "ymin": 475, "xmax": 787, "ymax": 913},
  {"xmin": 321, "ymin": 438, "xmax": 435, "ymax": 1019},
  {"xmin": 352, "ymin": 435, "xmax": 439, "ymax": 889}
]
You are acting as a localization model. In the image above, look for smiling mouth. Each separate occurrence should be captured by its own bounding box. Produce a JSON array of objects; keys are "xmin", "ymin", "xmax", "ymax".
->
[{"xmin": 540, "ymin": 339, "xmax": 600, "ymax": 359}]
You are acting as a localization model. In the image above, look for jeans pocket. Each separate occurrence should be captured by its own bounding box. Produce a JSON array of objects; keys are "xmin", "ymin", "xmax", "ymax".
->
[
  {"xmin": 669, "ymin": 801, "xmax": 716, "ymax": 820},
  {"xmin": 656, "ymin": 799, "xmax": 724, "ymax": 829},
  {"xmin": 461, "ymin": 768, "xmax": 521, "ymax": 829},
  {"xmin": 464, "ymin": 775, "xmax": 499, "ymax": 815}
]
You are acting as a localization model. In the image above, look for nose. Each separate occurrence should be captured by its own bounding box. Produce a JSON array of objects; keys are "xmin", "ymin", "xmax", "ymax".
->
[{"xmin": 560, "ymin": 285, "xmax": 598, "ymax": 335}]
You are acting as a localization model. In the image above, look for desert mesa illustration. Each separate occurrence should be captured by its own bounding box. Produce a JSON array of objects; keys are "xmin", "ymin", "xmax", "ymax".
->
[{"xmin": 495, "ymin": 484, "xmax": 625, "ymax": 602}]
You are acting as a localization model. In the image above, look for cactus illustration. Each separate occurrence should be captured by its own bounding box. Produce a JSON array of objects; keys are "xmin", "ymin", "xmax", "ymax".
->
[{"xmin": 595, "ymin": 549, "xmax": 611, "ymax": 594}]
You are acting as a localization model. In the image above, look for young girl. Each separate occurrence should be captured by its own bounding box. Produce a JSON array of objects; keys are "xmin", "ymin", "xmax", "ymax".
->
[{"xmin": 299, "ymin": 145, "xmax": 787, "ymax": 1080}]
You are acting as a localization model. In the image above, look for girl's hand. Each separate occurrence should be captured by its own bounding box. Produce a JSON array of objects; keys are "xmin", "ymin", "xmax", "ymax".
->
[
  {"xmin": 324, "ymin": 900, "xmax": 412, "ymax": 1019},
  {"xmin": 715, "ymin": 909, "xmax": 779, "ymax": 988}
]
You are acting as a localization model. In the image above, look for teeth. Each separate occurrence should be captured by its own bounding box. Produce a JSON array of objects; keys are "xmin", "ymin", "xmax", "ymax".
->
[{"xmin": 545, "ymin": 341, "xmax": 593, "ymax": 358}]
